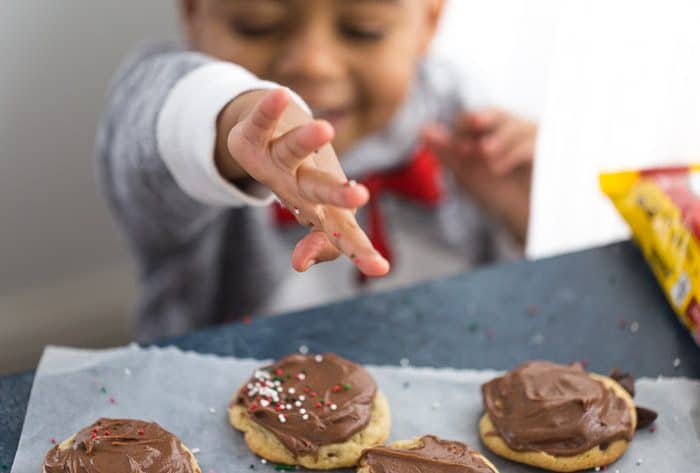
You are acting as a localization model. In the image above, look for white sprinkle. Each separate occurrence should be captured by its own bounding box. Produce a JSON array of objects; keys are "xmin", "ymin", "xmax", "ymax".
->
[
  {"xmin": 615, "ymin": 470, "xmax": 620, "ymax": 473},
  {"xmin": 274, "ymin": 380, "xmax": 282, "ymax": 386},
  {"xmin": 288, "ymin": 387, "xmax": 296, "ymax": 394},
  {"xmin": 630, "ymin": 321, "xmax": 640, "ymax": 333},
  {"xmin": 278, "ymin": 414, "xmax": 287, "ymax": 423},
  {"xmin": 300, "ymin": 408, "xmax": 307, "ymax": 414},
  {"xmin": 299, "ymin": 395, "xmax": 306, "ymax": 401},
  {"xmin": 400, "ymin": 358, "xmax": 410, "ymax": 367},
  {"xmin": 595, "ymin": 467, "xmax": 600, "ymax": 472},
  {"xmin": 297, "ymin": 373, "xmax": 306, "ymax": 381},
  {"xmin": 261, "ymin": 459, "xmax": 267, "ymax": 464},
  {"xmin": 254, "ymin": 370, "xmax": 271, "ymax": 380},
  {"xmin": 191, "ymin": 448, "xmax": 201, "ymax": 454},
  {"xmin": 247, "ymin": 383, "xmax": 254, "ymax": 389},
  {"xmin": 124, "ymin": 368, "xmax": 132, "ymax": 376},
  {"xmin": 673, "ymin": 357, "xmax": 681, "ymax": 368},
  {"xmin": 348, "ymin": 179, "xmax": 358, "ymax": 187},
  {"xmin": 314, "ymin": 355, "xmax": 323, "ymax": 363},
  {"xmin": 299, "ymin": 345, "xmax": 309, "ymax": 354},
  {"xmin": 260, "ymin": 399, "xmax": 270, "ymax": 407},
  {"xmin": 277, "ymin": 387, "xmax": 283, "ymax": 392},
  {"xmin": 286, "ymin": 403, "xmax": 293, "ymax": 410},
  {"xmin": 530, "ymin": 333, "xmax": 545, "ymax": 345},
  {"xmin": 295, "ymin": 401, "xmax": 302, "ymax": 407},
  {"xmin": 636, "ymin": 458, "xmax": 643, "ymax": 465},
  {"xmin": 208, "ymin": 407, "xmax": 217, "ymax": 414},
  {"xmin": 330, "ymin": 404, "xmax": 337, "ymax": 411},
  {"xmin": 302, "ymin": 414, "xmax": 309, "ymax": 421},
  {"xmin": 293, "ymin": 207, "xmax": 301, "ymax": 216},
  {"xmin": 431, "ymin": 401, "xmax": 441, "ymax": 410}
]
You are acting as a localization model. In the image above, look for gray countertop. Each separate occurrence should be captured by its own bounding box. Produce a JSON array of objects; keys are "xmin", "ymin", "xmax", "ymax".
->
[{"xmin": 1, "ymin": 241, "xmax": 698, "ymax": 470}]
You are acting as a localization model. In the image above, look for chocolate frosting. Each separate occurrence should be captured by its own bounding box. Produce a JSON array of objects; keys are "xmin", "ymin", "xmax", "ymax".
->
[
  {"xmin": 482, "ymin": 361, "xmax": 634, "ymax": 456},
  {"xmin": 361, "ymin": 436, "xmax": 493, "ymax": 473},
  {"xmin": 43, "ymin": 418, "xmax": 194, "ymax": 473},
  {"xmin": 235, "ymin": 353, "xmax": 377, "ymax": 457}
]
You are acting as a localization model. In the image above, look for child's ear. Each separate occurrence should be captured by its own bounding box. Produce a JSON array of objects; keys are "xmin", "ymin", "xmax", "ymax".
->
[
  {"xmin": 179, "ymin": 0, "xmax": 202, "ymax": 46},
  {"xmin": 418, "ymin": 0, "xmax": 446, "ymax": 55}
]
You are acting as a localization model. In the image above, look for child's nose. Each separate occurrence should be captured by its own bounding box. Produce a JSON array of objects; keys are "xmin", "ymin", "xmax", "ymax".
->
[{"xmin": 278, "ymin": 29, "xmax": 345, "ymax": 82}]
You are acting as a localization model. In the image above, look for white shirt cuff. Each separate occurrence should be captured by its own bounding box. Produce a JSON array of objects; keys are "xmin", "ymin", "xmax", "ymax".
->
[{"xmin": 157, "ymin": 61, "xmax": 309, "ymax": 207}]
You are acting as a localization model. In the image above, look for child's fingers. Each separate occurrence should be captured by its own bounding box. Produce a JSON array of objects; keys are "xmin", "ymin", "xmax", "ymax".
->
[
  {"xmin": 291, "ymin": 230, "xmax": 342, "ymax": 272},
  {"xmin": 479, "ymin": 121, "xmax": 531, "ymax": 175},
  {"xmin": 296, "ymin": 165, "xmax": 370, "ymax": 208},
  {"xmin": 498, "ymin": 139, "xmax": 535, "ymax": 175},
  {"xmin": 238, "ymin": 88, "xmax": 290, "ymax": 147},
  {"xmin": 321, "ymin": 208, "xmax": 390, "ymax": 277},
  {"xmin": 468, "ymin": 108, "xmax": 506, "ymax": 133},
  {"xmin": 271, "ymin": 120, "xmax": 335, "ymax": 171}
]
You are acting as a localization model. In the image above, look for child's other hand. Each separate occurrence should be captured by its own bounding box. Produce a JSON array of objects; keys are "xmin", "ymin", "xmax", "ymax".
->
[
  {"xmin": 422, "ymin": 108, "xmax": 537, "ymax": 177},
  {"xmin": 421, "ymin": 108, "xmax": 536, "ymax": 243},
  {"xmin": 221, "ymin": 89, "xmax": 390, "ymax": 277}
]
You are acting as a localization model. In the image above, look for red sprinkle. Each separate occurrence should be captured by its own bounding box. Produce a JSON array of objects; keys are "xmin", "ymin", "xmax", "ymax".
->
[
  {"xmin": 105, "ymin": 431, "xmax": 111, "ymax": 436},
  {"xmin": 326, "ymin": 401, "xmax": 332, "ymax": 406},
  {"xmin": 91, "ymin": 432, "xmax": 97, "ymax": 439},
  {"xmin": 275, "ymin": 369, "xmax": 283, "ymax": 376},
  {"xmin": 109, "ymin": 397, "xmax": 116, "ymax": 404},
  {"xmin": 276, "ymin": 405, "xmax": 284, "ymax": 411},
  {"xmin": 138, "ymin": 428, "xmax": 145, "ymax": 436},
  {"xmin": 332, "ymin": 232, "xmax": 340, "ymax": 238},
  {"xmin": 333, "ymin": 385, "xmax": 341, "ymax": 392},
  {"xmin": 316, "ymin": 402, "xmax": 323, "ymax": 409},
  {"xmin": 303, "ymin": 387, "xmax": 310, "ymax": 393},
  {"xmin": 310, "ymin": 391, "xmax": 317, "ymax": 397},
  {"xmin": 50, "ymin": 437, "xmax": 56, "ymax": 444},
  {"xmin": 249, "ymin": 402, "xmax": 259, "ymax": 411}
]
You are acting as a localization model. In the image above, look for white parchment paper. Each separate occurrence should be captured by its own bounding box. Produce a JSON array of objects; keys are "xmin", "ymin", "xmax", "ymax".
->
[{"xmin": 10, "ymin": 345, "xmax": 700, "ymax": 472}]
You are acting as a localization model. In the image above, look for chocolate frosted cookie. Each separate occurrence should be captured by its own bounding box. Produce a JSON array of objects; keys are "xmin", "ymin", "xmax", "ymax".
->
[
  {"xmin": 43, "ymin": 418, "xmax": 200, "ymax": 473},
  {"xmin": 230, "ymin": 353, "xmax": 391, "ymax": 469},
  {"xmin": 358, "ymin": 435, "xmax": 499, "ymax": 473},
  {"xmin": 479, "ymin": 361, "xmax": 637, "ymax": 472}
]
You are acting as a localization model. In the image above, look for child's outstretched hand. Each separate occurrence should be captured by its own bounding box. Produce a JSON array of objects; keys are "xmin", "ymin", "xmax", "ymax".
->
[{"xmin": 217, "ymin": 88, "xmax": 390, "ymax": 277}]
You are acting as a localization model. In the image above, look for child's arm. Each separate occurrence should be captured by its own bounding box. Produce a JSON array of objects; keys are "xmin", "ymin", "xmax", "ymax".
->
[{"xmin": 99, "ymin": 45, "xmax": 388, "ymax": 280}]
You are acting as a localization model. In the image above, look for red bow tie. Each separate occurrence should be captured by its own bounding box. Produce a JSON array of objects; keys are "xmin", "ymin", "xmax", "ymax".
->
[{"xmin": 272, "ymin": 145, "xmax": 444, "ymax": 274}]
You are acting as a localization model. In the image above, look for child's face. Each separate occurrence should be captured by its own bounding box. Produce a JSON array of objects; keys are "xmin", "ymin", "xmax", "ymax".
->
[{"xmin": 182, "ymin": 0, "xmax": 444, "ymax": 155}]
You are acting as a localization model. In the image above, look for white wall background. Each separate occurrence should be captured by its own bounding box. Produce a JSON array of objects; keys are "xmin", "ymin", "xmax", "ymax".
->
[
  {"xmin": 528, "ymin": 0, "xmax": 700, "ymax": 258},
  {"xmin": 0, "ymin": 0, "xmax": 560, "ymax": 374}
]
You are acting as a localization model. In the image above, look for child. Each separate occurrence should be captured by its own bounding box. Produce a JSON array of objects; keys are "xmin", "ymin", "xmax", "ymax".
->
[{"xmin": 98, "ymin": 0, "xmax": 536, "ymax": 340}]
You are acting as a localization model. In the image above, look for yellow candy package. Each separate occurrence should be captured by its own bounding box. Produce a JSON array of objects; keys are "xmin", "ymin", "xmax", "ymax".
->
[{"xmin": 600, "ymin": 166, "xmax": 700, "ymax": 345}]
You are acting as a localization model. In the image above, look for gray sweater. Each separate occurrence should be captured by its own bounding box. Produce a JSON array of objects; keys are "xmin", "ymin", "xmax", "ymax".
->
[{"xmin": 97, "ymin": 43, "xmax": 516, "ymax": 341}]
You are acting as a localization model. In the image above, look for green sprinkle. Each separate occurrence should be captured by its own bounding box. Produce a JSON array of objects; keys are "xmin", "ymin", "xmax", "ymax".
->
[
  {"xmin": 274, "ymin": 464, "xmax": 296, "ymax": 471},
  {"xmin": 344, "ymin": 383, "xmax": 351, "ymax": 391},
  {"xmin": 468, "ymin": 322, "xmax": 479, "ymax": 333},
  {"xmin": 100, "ymin": 386, "xmax": 107, "ymax": 394}
]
